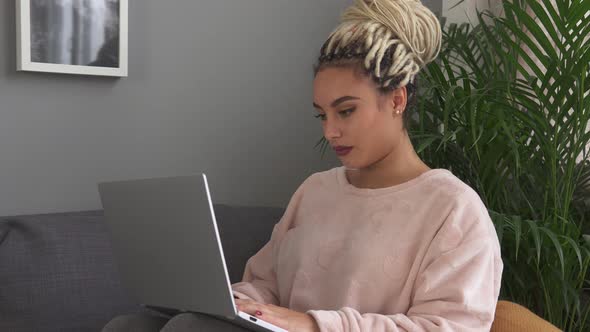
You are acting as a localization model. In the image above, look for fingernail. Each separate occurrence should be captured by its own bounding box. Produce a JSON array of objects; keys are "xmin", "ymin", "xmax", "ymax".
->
[{"xmin": 255, "ymin": 310, "xmax": 262, "ymax": 316}]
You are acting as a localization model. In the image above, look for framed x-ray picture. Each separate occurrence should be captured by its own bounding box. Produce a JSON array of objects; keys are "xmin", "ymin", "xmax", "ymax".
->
[{"xmin": 17, "ymin": 0, "xmax": 128, "ymax": 77}]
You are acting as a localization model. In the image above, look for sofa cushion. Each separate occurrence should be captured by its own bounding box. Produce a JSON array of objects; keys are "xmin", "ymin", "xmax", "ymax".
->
[
  {"xmin": 0, "ymin": 210, "xmax": 138, "ymax": 332},
  {"xmin": 0, "ymin": 204, "xmax": 284, "ymax": 332},
  {"xmin": 214, "ymin": 204, "xmax": 284, "ymax": 284}
]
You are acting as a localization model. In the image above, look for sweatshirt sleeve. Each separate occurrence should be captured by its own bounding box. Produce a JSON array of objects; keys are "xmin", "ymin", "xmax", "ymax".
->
[
  {"xmin": 231, "ymin": 178, "xmax": 307, "ymax": 305},
  {"xmin": 307, "ymin": 189, "xmax": 504, "ymax": 332}
]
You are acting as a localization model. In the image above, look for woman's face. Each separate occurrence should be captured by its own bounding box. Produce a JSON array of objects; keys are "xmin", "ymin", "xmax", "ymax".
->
[{"xmin": 313, "ymin": 67, "xmax": 406, "ymax": 169}]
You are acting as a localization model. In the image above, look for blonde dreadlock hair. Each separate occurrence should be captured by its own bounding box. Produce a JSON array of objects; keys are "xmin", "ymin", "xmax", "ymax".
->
[{"xmin": 316, "ymin": 0, "xmax": 442, "ymax": 91}]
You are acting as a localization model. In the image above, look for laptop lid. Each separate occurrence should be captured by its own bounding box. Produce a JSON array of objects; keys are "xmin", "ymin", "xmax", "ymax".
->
[{"xmin": 98, "ymin": 174, "xmax": 237, "ymax": 318}]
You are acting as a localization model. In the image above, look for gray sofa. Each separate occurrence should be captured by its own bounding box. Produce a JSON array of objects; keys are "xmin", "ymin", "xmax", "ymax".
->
[{"xmin": 0, "ymin": 204, "xmax": 284, "ymax": 332}]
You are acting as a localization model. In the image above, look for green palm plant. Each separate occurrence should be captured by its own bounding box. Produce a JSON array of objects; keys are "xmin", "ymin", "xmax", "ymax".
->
[
  {"xmin": 315, "ymin": 0, "xmax": 590, "ymax": 329},
  {"xmin": 411, "ymin": 0, "xmax": 590, "ymax": 330}
]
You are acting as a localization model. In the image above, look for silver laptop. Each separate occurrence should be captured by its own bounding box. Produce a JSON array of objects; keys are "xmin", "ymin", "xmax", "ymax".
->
[{"xmin": 98, "ymin": 174, "xmax": 287, "ymax": 332}]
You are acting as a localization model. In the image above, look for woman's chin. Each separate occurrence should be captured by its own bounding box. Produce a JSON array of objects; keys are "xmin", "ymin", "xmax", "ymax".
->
[{"xmin": 339, "ymin": 158, "xmax": 362, "ymax": 170}]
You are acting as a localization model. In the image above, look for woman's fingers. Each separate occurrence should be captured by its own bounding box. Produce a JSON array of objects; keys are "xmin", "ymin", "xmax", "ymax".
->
[
  {"xmin": 234, "ymin": 300, "xmax": 284, "ymax": 322},
  {"xmin": 240, "ymin": 304, "xmax": 289, "ymax": 329},
  {"xmin": 256, "ymin": 310, "xmax": 289, "ymax": 329},
  {"xmin": 235, "ymin": 300, "xmax": 286, "ymax": 315},
  {"xmin": 235, "ymin": 299, "xmax": 263, "ymax": 316},
  {"xmin": 234, "ymin": 300, "xmax": 316, "ymax": 331}
]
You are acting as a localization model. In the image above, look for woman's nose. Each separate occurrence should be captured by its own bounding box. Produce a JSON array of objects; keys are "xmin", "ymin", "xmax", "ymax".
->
[{"xmin": 323, "ymin": 119, "xmax": 342, "ymax": 140}]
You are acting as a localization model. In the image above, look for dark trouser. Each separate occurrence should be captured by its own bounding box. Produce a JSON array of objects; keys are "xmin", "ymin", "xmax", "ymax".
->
[{"xmin": 102, "ymin": 311, "xmax": 251, "ymax": 332}]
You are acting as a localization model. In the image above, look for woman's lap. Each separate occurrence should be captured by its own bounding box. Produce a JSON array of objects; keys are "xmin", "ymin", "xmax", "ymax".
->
[
  {"xmin": 161, "ymin": 312, "xmax": 251, "ymax": 332},
  {"xmin": 101, "ymin": 313, "xmax": 168, "ymax": 332},
  {"xmin": 102, "ymin": 311, "xmax": 251, "ymax": 332}
]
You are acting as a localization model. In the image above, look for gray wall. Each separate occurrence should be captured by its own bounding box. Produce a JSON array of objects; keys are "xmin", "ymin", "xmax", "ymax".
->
[
  {"xmin": 0, "ymin": 0, "xmax": 444, "ymax": 217},
  {"xmin": 0, "ymin": 0, "xmax": 345, "ymax": 216}
]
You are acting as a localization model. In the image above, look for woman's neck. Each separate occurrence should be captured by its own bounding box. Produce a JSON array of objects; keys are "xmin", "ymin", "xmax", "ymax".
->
[{"xmin": 346, "ymin": 132, "xmax": 431, "ymax": 189}]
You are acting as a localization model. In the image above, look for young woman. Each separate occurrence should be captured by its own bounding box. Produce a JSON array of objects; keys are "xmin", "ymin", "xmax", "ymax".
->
[{"xmin": 103, "ymin": 1, "xmax": 503, "ymax": 331}]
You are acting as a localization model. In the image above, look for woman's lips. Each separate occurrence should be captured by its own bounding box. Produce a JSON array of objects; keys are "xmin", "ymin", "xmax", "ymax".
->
[{"xmin": 333, "ymin": 146, "xmax": 353, "ymax": 156}]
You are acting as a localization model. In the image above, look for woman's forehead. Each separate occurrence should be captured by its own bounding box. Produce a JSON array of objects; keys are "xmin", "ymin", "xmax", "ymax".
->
[
  {"xmin": 315, "ymin": 67, "xmax": 374, "ymax": 90},
  {"xmin": 314, "ymin": 68, "xmax": 376, "ymax": 101}
]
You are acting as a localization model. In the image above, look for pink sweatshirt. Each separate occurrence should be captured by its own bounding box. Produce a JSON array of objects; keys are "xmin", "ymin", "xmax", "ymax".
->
[{"xmin": 232, "ymin": 166, "xmax": 503, "ymax": 331}]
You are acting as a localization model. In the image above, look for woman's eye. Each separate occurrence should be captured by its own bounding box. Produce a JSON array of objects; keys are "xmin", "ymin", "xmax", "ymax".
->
[
  {"xmin": 314, "ymin": 108, "xmax": 354, "ymax": 121},
  {"xmin": 314, "ymin": 114, "xmax": 327, "ymax": 121},
  {"xmin": 339, "ymin": 108, "xmax": 355, "ymax": 116}
]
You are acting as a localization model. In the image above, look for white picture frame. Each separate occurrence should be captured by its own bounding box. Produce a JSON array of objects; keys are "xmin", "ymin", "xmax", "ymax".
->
[{"xmin": 16, "ymin": 0, "xmax": 128, "ymax": 77}]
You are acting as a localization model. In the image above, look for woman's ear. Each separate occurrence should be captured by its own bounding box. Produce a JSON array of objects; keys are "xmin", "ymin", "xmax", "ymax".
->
[{"xmin": 390, "ymin": 86, "xmax": 407, "ymax": 116}]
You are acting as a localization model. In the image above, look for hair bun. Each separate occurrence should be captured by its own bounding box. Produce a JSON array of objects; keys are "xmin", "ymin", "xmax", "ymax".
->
[
  {"xmin": 342, "ymin": 0, "xmax": 441, "ymax": 67},
  {"xmin": 317, "ymin": 0, "xmax": 442, "ymax": 90}
]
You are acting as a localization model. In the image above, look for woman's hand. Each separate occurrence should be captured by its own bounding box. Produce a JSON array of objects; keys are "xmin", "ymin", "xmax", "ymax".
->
[{"xmin": 235, "ymin": 298, "xmax": 320, "ymax": 332}]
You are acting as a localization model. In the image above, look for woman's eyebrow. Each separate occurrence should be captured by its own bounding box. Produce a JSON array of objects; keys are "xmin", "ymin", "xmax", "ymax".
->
[{"xmin": 313, "ymin": 96, "xmax": 360, "ymax": 110}]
